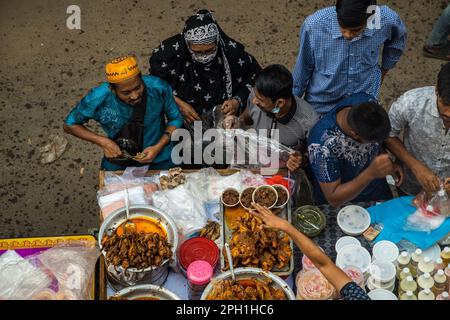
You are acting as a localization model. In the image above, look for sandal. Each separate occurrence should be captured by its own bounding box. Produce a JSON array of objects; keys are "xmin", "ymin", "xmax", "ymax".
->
[{"xmin": 423, "ymin": 45, "xmax": 450, "ymax": 61}]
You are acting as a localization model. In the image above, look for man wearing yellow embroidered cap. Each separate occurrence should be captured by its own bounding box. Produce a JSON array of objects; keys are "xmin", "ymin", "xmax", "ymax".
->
[{"xmin": 63, "ymin": 56, "xmax": 183, "ymax": 171}]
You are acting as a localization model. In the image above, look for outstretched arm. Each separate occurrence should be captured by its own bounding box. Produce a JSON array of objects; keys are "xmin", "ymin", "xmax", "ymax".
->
[{"xmin": 250, "ymin": 203, "xmax": 352, "ymax": 293}]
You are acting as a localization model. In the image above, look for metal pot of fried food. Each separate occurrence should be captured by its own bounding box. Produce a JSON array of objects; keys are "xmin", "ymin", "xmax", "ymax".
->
[
  {"xmin": 98, "ymin": 205, "xmax": 179, "ymax": 289},
  {"xmin": 109, "ymin": 284, "xmax": 181, "ymax": 300},
  {"xmin": 201, "ymin": 267, "xmax": 295, "ymax": 300}
]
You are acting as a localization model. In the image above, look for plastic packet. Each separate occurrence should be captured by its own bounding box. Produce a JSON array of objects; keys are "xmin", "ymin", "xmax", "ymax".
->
[
  {"xmin": 414, "ymin": 185, "xmax": 450, "ymax": 218},
  {"xmin": 98, "ymin": 166, "xmax": 160, "ymax": 219},
  {"xmin": 184, "ymin": 168, "xmax": 266, "ymax": 203},
  {"xmin": 404, "ymin": 208, "xmax": 446, "ymax": 233},
  {"xmin": 221, "ymin": 129, "xmax": 294, "ymax": 169},
  {"xmin": 151, "ymin": 185, "xmax": 208, "ymax": 236},
  {"xmin": 184, "ymin": 167, "xmax": 222, "ymax": 203},
  {"xmin": 0, "ymin": 250, "xmax": 52, "ymax": 300},
  {"xmin": 426, "ymin": 185, "xmax": 450, "ymax": 217},
  {"xmin": 103, "ymin": 166, "xmax": 159, "ymax": 198},
  {"xmin": 31, "ymin": 242, "xmax": 100, "ymax": 300},
  {"xmin": 98, "ymin": 186, "xmax": 148, "ymax": 220},
  {"xmin": 185, "ymin": 105, "xmax": 224, "ymax": 134},
  {"xmin": 39, "ymin": 134, "xmax": 68, "ymax": 164}
]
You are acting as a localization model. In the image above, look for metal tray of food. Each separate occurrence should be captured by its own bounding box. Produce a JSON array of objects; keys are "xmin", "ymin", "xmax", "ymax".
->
[{"xmin": 219, "ymin": 201, "xmax": 294, "ymax": 277}]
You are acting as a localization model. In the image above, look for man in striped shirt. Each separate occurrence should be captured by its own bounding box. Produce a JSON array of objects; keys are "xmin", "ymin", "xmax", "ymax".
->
[{"xmin": 293, "ymin": 0, "xmax": 407, "ymax": 115}]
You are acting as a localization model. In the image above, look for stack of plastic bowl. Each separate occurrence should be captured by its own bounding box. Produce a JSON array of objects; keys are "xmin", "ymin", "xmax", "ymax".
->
[
  {"xmin": 336, "ymin": 245, "xmax": 372, "ymax": 280},
  {"xmin": 343, "ymin": 266, "xmax": 366, "ymax": 290},
  {"xmin": 367, "ymin": 288, "xmax": 398, "ymax": 300},
  {"xmin": 367, "ymin": 259, "xmax": 397, "ymax": 292},
  {"xmin": 335, "ymin": 236, "xmax": 362, "ymax": 253}
]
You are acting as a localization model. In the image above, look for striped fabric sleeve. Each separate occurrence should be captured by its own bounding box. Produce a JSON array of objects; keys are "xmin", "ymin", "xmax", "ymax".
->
[
  {"xmin": 292, "ymin": 22, "xmax": 314, "ymax": 98},
  {"xmin": 381, "ymin": 9, "xmax": 407, "ymax": 70}
]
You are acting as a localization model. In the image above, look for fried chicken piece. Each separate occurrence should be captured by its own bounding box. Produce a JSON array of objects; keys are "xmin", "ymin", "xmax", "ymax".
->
[
  {"xmin": 269, "ymin": 287, "xmax": 287, "ymax": 300},
  {"xmin": 199, "ymin": 221, "xmax": 220, "ymax": 241},
  {"xmin": 243, "ymin": 286, "xmax": 258, "ymax": 300},
  {"xmin": 225, "ymin": 208, "xmax": 292, "ymax": 272},
  {"xmin": 102, "ymin": 229, "xmax": 172, "ymax": 271},
  {"xmin": 260, "ymin": 251, "xmax": 276, "ymax": 271},
  {"xmin": 207, "ymin": 279, "xmax": 286, "ymax": 300}
]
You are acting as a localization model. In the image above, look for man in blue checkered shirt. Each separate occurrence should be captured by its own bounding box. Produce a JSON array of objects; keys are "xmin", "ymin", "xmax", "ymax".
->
[{"xmin": 293, "ymin": 0, "xmax": 407, "ymax": 115}]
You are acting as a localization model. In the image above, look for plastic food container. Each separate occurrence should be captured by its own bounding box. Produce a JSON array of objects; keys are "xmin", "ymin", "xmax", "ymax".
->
[
  {"xmin": 372, "ymin": 240, "xmax": 399, "ymax": 263},
  {"xmin": 343, "ymin": 266, "xmax": 365, "ymax": 289},
  {"xmin": 301, "ymin": 247, "xmax": 325, "ymax": 272},
  {"xmin": 111, "ymin": 284, "xmax": 181, "ymax": 300},
  {"xmin": 272, "ymin": 184, "xmax": 290, "ymax": 209},
  {"xmin": 302, "ymin": 254, "xmax": 318, "ymax": 272},
  {"xmin": 337, "ymin": 205, "xmax": 371, "ymax": 236},
  {"xmin": 296, "ymin": 269, "xmax": 336, "ymax": 300},
  {"xmin": 367, "ymin": 288, "xmax": 398, "ymax": 300},
  {"xmin": 239, "ymin": 186, "xmax": 256, "ymax": 211},
  {"xmin": 252, "ymin": 185, "xmax": 278, "ymax": 209},
  {"xmin": 221, "ymin": 188, "xmax": 240, "ymax": 208},
  {"xmin": 292, "ymin": 205, "xmax": 327, "ymax": 238},
  {"xmin": 367, "ymin": 276, "xmax": 395, "ymax": 292},
  {"xmin": 369, "ymin": 260, "xmax": 396, "ymax": 288},
  {"xmin": 177, "ymin": 237, "xmax": 219, "ymax": 277},
  {"xmin": 201, "ymin": 267, "xmax": 296, "ymax": 300},
  {"xmin": 187, "ymin": 260, "xmax": 213, "ymax": 300},
  {"xmin": 335, "ymin": 236, "xmax": 361, "ymax": 253},
  {"xmin": 336, "ymin": 245, "xmax": 372, "ymax": 276}
]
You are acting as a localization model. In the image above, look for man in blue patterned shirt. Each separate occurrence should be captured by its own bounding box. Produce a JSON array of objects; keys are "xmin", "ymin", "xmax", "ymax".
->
[
  {"xmin": 307, "ymin": 93, "xmax": 403, "ymax": 207},
  {"xmin": 63, "ymin": 56, "xmax": 183, "ymax": 171},
  {"xmin": 293, "ymin": 0, "xmax": 407, "ymax": 114}
]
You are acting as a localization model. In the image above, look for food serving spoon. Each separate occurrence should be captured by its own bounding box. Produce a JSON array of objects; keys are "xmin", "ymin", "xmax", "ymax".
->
[{"xmin": 225, "ymin": 243, "xmax": 236, "ymax": 283}]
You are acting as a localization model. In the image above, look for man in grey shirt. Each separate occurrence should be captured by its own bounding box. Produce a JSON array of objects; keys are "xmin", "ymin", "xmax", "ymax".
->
[
  {"xmin": 386, "ymin": 62, "xmax": 450, "ymax": 195},
  {"xmin": 224, "ymin": 64, "xmax": 319, "ymax": 173}
]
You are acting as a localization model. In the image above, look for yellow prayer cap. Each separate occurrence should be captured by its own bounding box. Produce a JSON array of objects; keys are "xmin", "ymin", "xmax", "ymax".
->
[{"xmin": 105, "ymin": 56, "xmax": 141, "ymax": 83}]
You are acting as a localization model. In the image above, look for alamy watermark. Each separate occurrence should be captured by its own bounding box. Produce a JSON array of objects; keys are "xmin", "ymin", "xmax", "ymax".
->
[
  {"xmin": 367, "ymin": 5, "xmax": 381, "ymax": 30},
  {"xmin": 66, "ymin": 5, "xmax": 81, "ymax": 30}
]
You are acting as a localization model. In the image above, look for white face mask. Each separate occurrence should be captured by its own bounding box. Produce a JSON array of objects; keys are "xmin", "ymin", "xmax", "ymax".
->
[{"xmin": 191, "ymin": 47, "xmax": 218, "ymax": 64}]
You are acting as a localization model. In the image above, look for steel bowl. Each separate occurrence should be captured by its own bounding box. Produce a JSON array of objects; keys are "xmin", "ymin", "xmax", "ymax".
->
[
  {"xmin": 110, "ymin": 284, "xmax": 181, "ymax": 300},
  {"xmin": 201, "ymin": 267, "xmax": 296, "ymax": 300},
  {"xmin": 98, "ymin": 205, "xmax": 179, "ymax": 289}
]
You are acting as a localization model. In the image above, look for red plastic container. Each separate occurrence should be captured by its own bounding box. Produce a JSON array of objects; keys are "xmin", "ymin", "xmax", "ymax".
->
[{"xmin": 178, "ymin": 237, "xmax": 219, "ymax": 276}]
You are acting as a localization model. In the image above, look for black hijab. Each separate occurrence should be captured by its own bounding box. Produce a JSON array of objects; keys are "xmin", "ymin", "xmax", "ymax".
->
[{"xmin": 149, "ymin": 9, "xmax": 261, "ymax": 114}]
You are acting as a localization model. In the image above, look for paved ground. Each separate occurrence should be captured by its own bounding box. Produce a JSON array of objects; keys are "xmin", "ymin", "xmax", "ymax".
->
[{"xmin": 0, "ymin": 0, "xmax": 447, "ymax": 238}]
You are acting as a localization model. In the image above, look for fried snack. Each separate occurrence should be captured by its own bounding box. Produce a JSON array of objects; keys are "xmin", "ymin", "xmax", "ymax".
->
[
  {"xmin": 159, "ymin": 167, "xmax": 186, "ymax": 190},
  {"xmin": 206, "ymin": 278, "xmax": 286, "ymax": 300},
  {"xmin": 199, "ymin": 221, "xmax": 220, "ymax": 241},
  {"xmin": 223, "ymin": 212, "xmax": 292, "ymax": 271},
  {"xmin": 101, "ymin": 229, "xmax": 172, "ymax": 270}
]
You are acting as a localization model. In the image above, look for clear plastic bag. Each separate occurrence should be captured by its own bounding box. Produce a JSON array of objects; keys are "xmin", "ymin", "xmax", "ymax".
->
[
  {"xmin": 103, "ymin": 166, "xmax": 159, "ymax": 197},
  {"xmin": 0, "ymin": 250, "xmax": 52, "ymax": 300},
  {"xmin": 98, "ymin": 186, "xmax": 148, "ymax": 220},
  {"xmin": 404, "ymin": 208, "xmax": 446, "ymax": 233},
  {"xmin": 220, "ymin": 129, "xmax": 295, "ymax": 170},
  {"xmin": 0, "ymin": 243, "xmax": 100, "ymax": 300},
  {"xmin": 414, "ymin": 185, "xmax": 450, "ymax": 218},
  {"xmin": 151, "ymin": 185, "xmax": 208, "ymax": 236},
  {"xmin": 185, "ymin": 105, "xmax": 224, "ymax": 134},
  {"xmin": 427, "ymin": 186, "xmax": 450, "ymax": 217},
  {"xmin": 31, "ymin": 242, "xmax": 100, "ymax": 300},
  {"xmin": 98, "ymin": 166, "xmax": 160, "ymax": 219}
]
